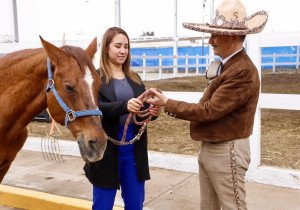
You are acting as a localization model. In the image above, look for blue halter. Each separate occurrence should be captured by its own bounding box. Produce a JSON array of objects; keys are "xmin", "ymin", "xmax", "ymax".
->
[{"xmin": 46, "ymin": 58, "xmax": 103, "ymax": 127}]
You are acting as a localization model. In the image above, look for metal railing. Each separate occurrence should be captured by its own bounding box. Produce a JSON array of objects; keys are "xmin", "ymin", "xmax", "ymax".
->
[
  {"xmin": 1, "ymin": 51, "xmax": 299, "ymax": 80},
  {"xmin": 261, "ymin": 53, "xmax": 300, "ymax": 73},
  {"xmin": 132, "ymin": 52, "xmax": 300, "ymax": 80},
  {"xmin": 132, "ymin": 54, "xmax": 211, "ymax": 80}
]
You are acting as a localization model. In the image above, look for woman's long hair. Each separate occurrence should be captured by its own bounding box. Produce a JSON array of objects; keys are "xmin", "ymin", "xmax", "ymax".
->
[{"xmin": 99, "ymin": 27, "xmax": 142, "ymax": 84}]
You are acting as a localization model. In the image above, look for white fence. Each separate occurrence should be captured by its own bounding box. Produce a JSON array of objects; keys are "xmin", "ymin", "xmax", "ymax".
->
[
  {"xmin": 132, "ymin": 54, "xmax": 209, "ymax": 80},
  {"xmin": 2, "ymin": 46, "xmax": 299, "ymax": 80},
  {"xmin": 132, "ymin": 52, "xmax": 300, "ymax": 80},
  {"xmin": 261, "ymin": 53, "xmax": 300, "ymax": 72}
]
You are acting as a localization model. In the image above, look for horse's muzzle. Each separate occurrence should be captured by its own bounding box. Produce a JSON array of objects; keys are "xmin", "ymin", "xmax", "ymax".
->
[{"xmin": 76, "ymin": 133, "xmax": 107, "ymax": 163}]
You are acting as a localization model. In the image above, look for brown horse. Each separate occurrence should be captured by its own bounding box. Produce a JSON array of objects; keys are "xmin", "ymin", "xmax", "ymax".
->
[{"xmin": 0, "ymin": 36, "xmax": 107, "ymax": 182}]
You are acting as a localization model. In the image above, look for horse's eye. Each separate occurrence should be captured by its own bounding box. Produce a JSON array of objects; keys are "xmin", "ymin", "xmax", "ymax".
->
[{"xmin": 64, "ymin": 85, "xmax": 75, "ymax": 93}]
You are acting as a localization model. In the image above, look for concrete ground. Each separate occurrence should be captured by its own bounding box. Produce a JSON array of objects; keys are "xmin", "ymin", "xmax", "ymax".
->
[{"xmin": 1, "ymin": 150, "xmax": 300, "ymax": 210}]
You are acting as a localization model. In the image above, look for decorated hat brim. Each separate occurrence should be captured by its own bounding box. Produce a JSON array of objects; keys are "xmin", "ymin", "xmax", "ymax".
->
[{"xmin": 182, "ymin": 11, "xmax": 268, "ymax": 35}]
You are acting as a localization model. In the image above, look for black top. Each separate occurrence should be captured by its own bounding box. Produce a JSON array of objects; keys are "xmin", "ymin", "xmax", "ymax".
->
[{"xmin": 84, "ymin": 75, "xmax": 153, "ymax": 189}]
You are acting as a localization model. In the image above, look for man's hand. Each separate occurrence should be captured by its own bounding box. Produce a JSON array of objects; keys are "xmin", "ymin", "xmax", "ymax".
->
[
  {"xmin": 149, "ymin": 106, "xmax": 162, "ymax": 117},
  {"xmin": 145, "ymin": 88, "xmax": 168, "ymax": 106}
]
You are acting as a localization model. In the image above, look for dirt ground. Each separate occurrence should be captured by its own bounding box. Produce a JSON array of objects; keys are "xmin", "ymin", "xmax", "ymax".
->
[{"xmin": 27, "ymin": 72, "xmax": 300, "ymax": 170}]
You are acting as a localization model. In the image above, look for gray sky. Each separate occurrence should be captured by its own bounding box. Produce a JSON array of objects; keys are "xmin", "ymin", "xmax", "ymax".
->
[
  {"xmin": 1, "ymin": 0, "xmax": 299, "ymax": 41},
  {"xmin": 56, "ymin": 0, "xmax": 300, "ymax": 39}
]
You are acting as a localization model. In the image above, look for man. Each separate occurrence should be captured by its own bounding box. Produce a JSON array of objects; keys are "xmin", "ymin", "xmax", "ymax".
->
[{"xmin": 146, "ymin": 0, "xmax": 268, "ymax": 209}]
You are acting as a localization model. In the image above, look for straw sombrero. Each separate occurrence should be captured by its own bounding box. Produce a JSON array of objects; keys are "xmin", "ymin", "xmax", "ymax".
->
[{"xmin": 182, "ymin": 0, "xmax": 268, "ymax": 35}]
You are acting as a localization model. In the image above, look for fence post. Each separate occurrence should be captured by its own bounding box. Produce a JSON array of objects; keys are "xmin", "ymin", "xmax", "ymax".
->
[
  {"xmin": 205, "ymin": 55, "xmax": 209, "ymax": 74},
  {"xmin": 196, "ymin": 54, "xmax": 199, "ymax": 75},
  {"xmin": 272, "ymin": 53, "xmax": 276, "ymax": 73},
  {"xmin": 297, "ymin": 46, "xmax": 299, "ymax": 69},
  {"xmin": 142, "ymin": 53, "xmax": 146, "ymax": 80},
  {"xmin": 159, "ymin": 54, "xmax": 162, "ymax": 79},
  {"xmin": 246, "ymin": 35, "xmax": 261, "ymax": 171},
  {"xmin": 185, "ymin": 54, "xmax": 188, "ymax": 76},
  {"xmin": 173, "ymin": 55, "xmax": 178, "ymax": 78}
]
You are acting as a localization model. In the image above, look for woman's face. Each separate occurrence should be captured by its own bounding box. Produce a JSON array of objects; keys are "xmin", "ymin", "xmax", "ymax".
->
[{"xmin": 107, "ymin": 33, "xmax": 129, "ymax": 66}]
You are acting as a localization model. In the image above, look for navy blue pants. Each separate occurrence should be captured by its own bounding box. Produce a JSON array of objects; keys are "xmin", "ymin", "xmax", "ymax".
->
[{"xmin": 92, "ymin": 125, "xmax": 145, "ymax": 210}]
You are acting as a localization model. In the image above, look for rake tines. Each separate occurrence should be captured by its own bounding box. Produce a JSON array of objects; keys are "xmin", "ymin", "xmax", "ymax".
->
[{"xmin": 41, "ymin": 133, "xmax": 64, "ymax": 162}]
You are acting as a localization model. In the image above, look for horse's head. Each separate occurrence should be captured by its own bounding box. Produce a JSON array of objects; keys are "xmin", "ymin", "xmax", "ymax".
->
[{"xmin": 39, "ymin": 36, "xmax": 107, "ymax": 163}]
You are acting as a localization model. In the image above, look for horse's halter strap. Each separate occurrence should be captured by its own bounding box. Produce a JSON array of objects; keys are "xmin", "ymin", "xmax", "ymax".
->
[{"xmin": 46, "ymin": 58, "xmax": 103, "ymax": 127}]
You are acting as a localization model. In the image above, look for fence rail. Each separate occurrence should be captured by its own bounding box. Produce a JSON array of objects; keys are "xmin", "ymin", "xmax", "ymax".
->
[
  {"xmin": 1, "ymin": 51, "xmax": 299, "ymax": 80},
  {"xmin": 132, "ymin": 52, "xmax": 300, "ymax": 80},
  {"xmin": 261, "ymin": 53, "xmax": 300, "ymax": 72}
]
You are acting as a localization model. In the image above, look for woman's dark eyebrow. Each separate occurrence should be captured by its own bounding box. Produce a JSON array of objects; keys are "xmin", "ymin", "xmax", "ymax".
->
[
  {"xmin": 114, "ymin": 42, "xmax": 128, "ymax": 45},
  {"xmin": 113, "ymin": 42, "xmax": 129, "ymax": 47}
]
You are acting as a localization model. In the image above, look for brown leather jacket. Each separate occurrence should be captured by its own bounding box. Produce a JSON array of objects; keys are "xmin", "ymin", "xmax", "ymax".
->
[{"xmin": 165, "ymin": 49, "xmax": 260, "ymax": 142}]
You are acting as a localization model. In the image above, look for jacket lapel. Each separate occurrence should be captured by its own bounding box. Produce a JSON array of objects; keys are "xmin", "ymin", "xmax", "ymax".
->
[{"xmin": 99, "ymin": 77, "xmax": 116, "ymax": 101}]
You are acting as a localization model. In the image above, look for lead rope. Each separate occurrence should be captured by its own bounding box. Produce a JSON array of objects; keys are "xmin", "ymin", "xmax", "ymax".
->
[{"xmin": 107, "ymin": 89, "xmax": 155, "ymax": 146}]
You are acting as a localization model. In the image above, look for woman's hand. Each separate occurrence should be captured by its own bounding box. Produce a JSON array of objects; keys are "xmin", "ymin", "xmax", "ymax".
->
[{"xmin": 127, "ymin": 98, "xmax": 143, "ymax": 113}]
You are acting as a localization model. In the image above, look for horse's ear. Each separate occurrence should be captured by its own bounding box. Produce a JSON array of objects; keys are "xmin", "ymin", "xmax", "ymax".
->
[
  {"xmin": 39, "ymin": 35, "xmax": 68, "ymax": 65},
  {"xmin": 85, "ymin": 37, "xmax": 97, "ymax": 60}
]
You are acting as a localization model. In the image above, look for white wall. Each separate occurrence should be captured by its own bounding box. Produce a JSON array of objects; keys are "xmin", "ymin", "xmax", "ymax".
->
[
  {"xmin": 259, "ymin": 32, "xmax": 300, "ymax": 47},
  {"xmin": 0, "ymin": 0, "xmax": 14, "ymax": 42},
  {"xmin": 17, "ymin": 0, "xmax": 40, "ymax": 42},
  {"xmin": 19, "ymin": 0, "xmax": 114, "ymax": 42}
]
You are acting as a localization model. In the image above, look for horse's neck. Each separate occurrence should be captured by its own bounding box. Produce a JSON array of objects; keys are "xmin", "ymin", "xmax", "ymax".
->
[{"xmin": 0, "ymin": 49, "xmax": 48, "ymax": 136}]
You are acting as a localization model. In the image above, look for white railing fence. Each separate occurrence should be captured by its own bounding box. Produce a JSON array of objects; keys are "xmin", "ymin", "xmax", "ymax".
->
[
  {"xmin": 132, "ymin": 52, "xmax": 300, "ymax": 80},
  {"xmin": 132, "ymin": 54, "xmax": 210, "ymax": 80},
  {"xmin": 262, "ymin": 53, "xmax": 300, "ymax": 73}
]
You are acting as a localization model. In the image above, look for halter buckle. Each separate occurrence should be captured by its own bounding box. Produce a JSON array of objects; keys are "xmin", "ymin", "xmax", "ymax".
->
[
  {"xmin": 46, "ymin": 79, "xmax": 55, "ymax": 92},
  {"xmin": 66, "ymin": 111, "xmax": 76, "ymax": 122}
]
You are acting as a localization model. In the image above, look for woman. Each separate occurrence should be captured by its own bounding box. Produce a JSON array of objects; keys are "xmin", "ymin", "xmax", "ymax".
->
[{"xmin": 84, "ymin": 27, "xmax": 160, "ymax": 210}]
